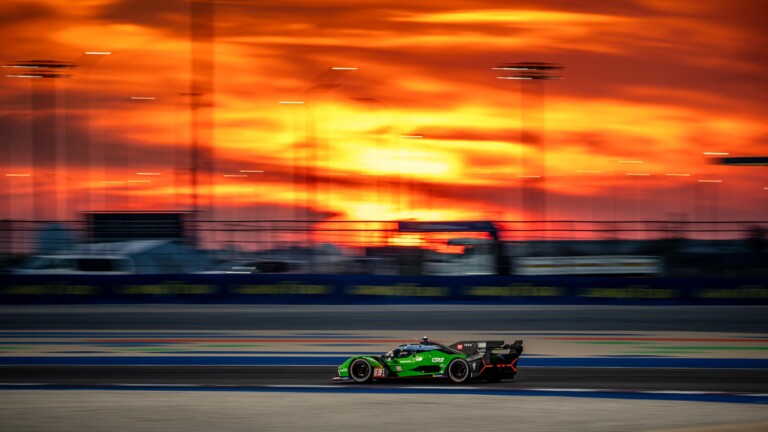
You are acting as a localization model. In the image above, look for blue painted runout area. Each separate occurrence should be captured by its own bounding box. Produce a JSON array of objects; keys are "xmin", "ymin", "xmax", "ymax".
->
[
  {"xmin": 0, "ymin": 384, "xmax": 765, "ymax": 405},
  {"xmin": 3, "ymin": 356, "xmax": 767, "ymax": 368}
]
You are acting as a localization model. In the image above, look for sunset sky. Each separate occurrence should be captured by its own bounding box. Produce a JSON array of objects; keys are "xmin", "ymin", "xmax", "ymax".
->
[{"xmin": 1, "ymin": 0, "xmax": 767, "ymax": 240}]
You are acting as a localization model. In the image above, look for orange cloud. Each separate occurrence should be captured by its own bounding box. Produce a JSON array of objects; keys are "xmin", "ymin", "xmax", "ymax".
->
[{"xmin": 1, "ymin": 0, "xmax": 767, "ymax": 235}]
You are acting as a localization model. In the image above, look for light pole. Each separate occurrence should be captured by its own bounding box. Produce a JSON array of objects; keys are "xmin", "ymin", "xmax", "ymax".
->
[
  {"xmin": 5, "ymin": 54, "xmax": 110, "ymax": 221},
  {"xmin": 76, "ymin": 51, "xmax": 111, "ymax": 216},
  {"xmin": 239, "ymin": 169, "xmax": 265, "ymax": 249},
  {"xmin": 282, "ymin": 67, "xmax": 356, "ymax": 266},
  {"xmin": 3, "ymin": 59, "xmax": 76, "ymax": 222},
  {"xmin": 493, "ymin": 62, "xmax": 563, "ymax": 242},
  {"xmin": 1, "ymin": 113, "xmax": 30, "ymax": 220},
  {"xmin": 221, "ymin": 172, "xmax": 248, "ymax": 247},
  {"xmin": 180, "ymin": 91, "xmax": 206, "ymax": 246},
  {"xmin": 278, "ymin": 100, "xmax": 305, "ymax": 227},
  {"xmin": 190, "ymin": 0, "xmax": 216, "ymax": 249},
  {"xmin": 305, "ymin": 67, "xmax": 357, "ymax": 223}
]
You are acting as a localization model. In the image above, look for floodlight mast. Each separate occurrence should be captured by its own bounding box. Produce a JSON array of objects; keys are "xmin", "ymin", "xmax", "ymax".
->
[
  {"xmin": 5, "ymin": 54, "xmax": 112, "ymax": 219},
  {"xmin": 3, "ymin": 59, "xmax": 77, "ymax": 78},
  {"xmin": 493, "ymin": 62, "xmax": 563, "ymax": 241},
  {"xmin": 3, "ymin": 59, "xmax": 80, "ymax": 220}
]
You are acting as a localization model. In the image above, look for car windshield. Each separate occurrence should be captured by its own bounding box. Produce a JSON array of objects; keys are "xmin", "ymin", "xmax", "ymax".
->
[{"xmin": 384, "ymin": 344, "xmax": 442, "ymax": 358}]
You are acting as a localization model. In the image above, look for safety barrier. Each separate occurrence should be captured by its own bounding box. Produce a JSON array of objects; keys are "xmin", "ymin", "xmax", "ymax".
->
[{"xmin": 1, "ymin": 274, "xmax": 766, "ymax": 305}]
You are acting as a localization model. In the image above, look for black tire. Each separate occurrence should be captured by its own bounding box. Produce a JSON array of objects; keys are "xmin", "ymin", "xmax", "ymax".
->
[
  {"xmin": 349, "ymin": 358, "xmax": 373, "ymax": 383},
  {"xmin": 447, "ymin": 358, "xmax": 470, "ymax": 383}
]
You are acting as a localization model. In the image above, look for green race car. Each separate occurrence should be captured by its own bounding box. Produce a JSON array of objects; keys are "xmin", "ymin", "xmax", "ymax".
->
[{"xmin": 334, "ymin": 337, "xmax": 523, "ymax": 384}]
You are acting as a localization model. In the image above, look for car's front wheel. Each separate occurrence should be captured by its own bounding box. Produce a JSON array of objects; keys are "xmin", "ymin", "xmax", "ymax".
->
[
  {"xmin": 349, "ymin": 359, "xmax": 373, "ymax": 383},
  {"xmin": 447, "ymin": 358, "xmax": 470, "ymax": 383}
]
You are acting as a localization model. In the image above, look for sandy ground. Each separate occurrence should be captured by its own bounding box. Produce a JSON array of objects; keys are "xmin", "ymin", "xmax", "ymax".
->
[{"xmin": 1, "ymin": 391, "xmax": 767, "ymax": 432}]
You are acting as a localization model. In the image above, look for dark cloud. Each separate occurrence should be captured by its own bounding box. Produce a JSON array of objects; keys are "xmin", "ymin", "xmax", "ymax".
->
[
  {"xmin": 96, "ymin": 0, "xmax": 189, "ymax": 33},
  {"xmin": 0, "ymin": 1, "xmax": 57, "ymax": 27}
]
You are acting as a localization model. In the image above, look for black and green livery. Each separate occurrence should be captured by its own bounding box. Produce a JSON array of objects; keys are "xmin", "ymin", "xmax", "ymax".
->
[{"xmin": 334, "ymin": 337, "xmax": 523, "ymax": 383}]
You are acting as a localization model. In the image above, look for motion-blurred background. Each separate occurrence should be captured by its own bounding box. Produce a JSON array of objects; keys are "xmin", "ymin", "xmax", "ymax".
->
[{"xmin": 1, "ymin": 0, "xmax": 766, "ymax": 281}]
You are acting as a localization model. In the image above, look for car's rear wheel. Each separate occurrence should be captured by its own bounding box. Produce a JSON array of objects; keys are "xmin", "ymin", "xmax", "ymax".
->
[
  {"xmin": 447, "ymin": 358, "xmax": 470, "ymax": 383},
  {"xmin": 350, "ymin": 359, "xmax": 373, "ymax": 383}
]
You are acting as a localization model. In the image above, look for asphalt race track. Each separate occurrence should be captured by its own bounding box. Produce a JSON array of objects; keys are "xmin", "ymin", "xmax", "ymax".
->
[
  {"xmin": 2, "ymin": 304, "xmax": 767, "ymax": 332},
  {"xmin": 2, "ymin": 304, "xmax": 767, "ymax": 393},
  {"xmin": 2, "ymin": 366, "xmax": 767, "ymax": 394},
  {"xmin": 2, "ymin": 305, "xmax": 768, "ymax": 431}
]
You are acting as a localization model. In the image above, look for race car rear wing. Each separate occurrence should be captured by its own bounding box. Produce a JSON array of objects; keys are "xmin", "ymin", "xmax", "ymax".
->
[{"xmin": 449, "ymin": 340, "xmax": 523, "ymax": 357}]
